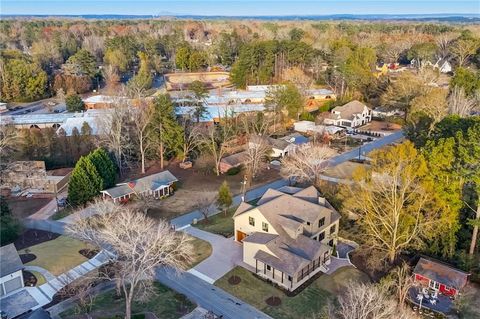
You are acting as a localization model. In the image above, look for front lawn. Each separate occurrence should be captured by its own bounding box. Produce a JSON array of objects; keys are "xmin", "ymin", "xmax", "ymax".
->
[
  {"xmin": 187, "ymin": 236, "xmax": 212, "ymax": 268},
  {"xmin": 192, "ymin": 206, "xmax": 237, "ymax": 238},
  {"xmin": 19, "ymin": 236, "xmax": 91, "ymax": 276},
  {"xmin": 215, "ymin": 266, "xmax": 369, "ymax": 319},
  {"xmin": 60, "ymin": 282, "xmax": 195, "ymax": 319}
]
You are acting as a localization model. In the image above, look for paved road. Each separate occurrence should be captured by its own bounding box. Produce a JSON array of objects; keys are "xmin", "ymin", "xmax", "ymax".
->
[
  {"xmin": 155, "ymin": 268, "xmax": 273, "ymax": 319},
  {"xmin": 172, "ymin": 130, "xmax": 404, "ymax": 229}
]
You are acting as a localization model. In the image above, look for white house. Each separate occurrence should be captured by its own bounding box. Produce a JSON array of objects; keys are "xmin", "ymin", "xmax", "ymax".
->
[
  {"xmin": 248, "ymin": 135, "xmax": 297, "ymax": 158},
  {"xmin": 434, "ymin": 58, "xmax": 452, "ymax": 74},
  {"xmin": 323, "ymin": 100, "xmax": 372, "ymax": 128},
  {"xmin": 0, "ymin": 244, "xmax": 24, "ymax": 297}
]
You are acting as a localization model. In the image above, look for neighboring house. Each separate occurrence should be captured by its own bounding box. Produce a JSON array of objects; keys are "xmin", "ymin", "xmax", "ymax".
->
[
  {"xmin": 83, "ymin": 95, "xmax": 129, "ymax": 109},
  {"xmin": 413, "ymin": 257, "xmax": 469, "ymax": 298},
  {"xmin": 372, "ymin": 107, "xmax": 399, "ymax": 119},
  {"xmin": 0, "ymin": 102, "xmax": 7, "ymax": 113},
  {"xmin": 248, "ymin": 136, "xmax": 295, "ymax": 158},
  {"xmin": 101, "ymin": 170, "xmax": 178, "ymax": 203},
  {"xmin": 433, "ymin": 58, "xmax": 453, "ymax": 74},
  {"xmin": 0, "ymin": 244, "xmax": 24, "ymax": 297},
  {"xmin": 278, "ymin": 133, "xmax": 310, "ymax": 146},
  {"xmin": 323, "ymin": 100, "xmax": 372, "ymax": 128},
  {"xmin": 0, "ymin": 161, "xmax": 71, "ymax": 194},
  {"xmin": 233, "ymin": 186, "xmax": 340, "ymax": 291},
  {"xmin": 219, "ymin": 151, "xmax": 250, "ymax": 174}
]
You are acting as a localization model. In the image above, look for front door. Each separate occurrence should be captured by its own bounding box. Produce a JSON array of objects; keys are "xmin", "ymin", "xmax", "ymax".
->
[{"xmin": 236, "ymin": 230, "xmax": 247, "ymax": 242}]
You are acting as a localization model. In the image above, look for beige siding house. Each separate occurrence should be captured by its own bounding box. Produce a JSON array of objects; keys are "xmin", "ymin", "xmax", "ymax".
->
[{"xmin": 233, "ymin": 186, "xmax": 340, "ymax": 291}]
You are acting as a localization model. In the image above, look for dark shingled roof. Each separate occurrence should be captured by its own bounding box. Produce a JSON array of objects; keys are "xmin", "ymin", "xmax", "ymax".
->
[
  {"xmin": 414, "ymin": 257, "xmax": 469, "ymax": 290},
  {"xmin": 0, "ymin": 244, "xmax": 23, "ymax": 277},
  {"xmin": 242, "ymin": 232, "xmax": 278, "ymax": 245}
]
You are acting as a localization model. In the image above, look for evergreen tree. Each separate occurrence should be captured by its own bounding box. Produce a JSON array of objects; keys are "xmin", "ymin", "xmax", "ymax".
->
[
  {"xmin": 0, "ymin": 196, "xmax": 20, "ymax": 244},
  {"xmin": 149, "ymin": 94, "xmax": 183, "ymax": 169},
  {"xmin": 217, "ymin": 181, "xmax": 233, "ymax": 216},
  {"xmin": 188, "ymin": 80, "xmax": 208, "ymax": 123},
  {"xmin": 66, "ymin": 94, "xmax": 85, "ymax": 112},
  {"xmin": 68, "ymin": 156, "xmax": 103, "ymax": 206},
  {"xmin": 88, "ymin": 148, "xmax": 117, "ymax": 189}
]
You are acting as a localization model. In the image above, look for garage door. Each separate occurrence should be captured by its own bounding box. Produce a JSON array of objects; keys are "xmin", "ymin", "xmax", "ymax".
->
[{"xmin": 3, "ymin": 277, "xmax": 22, "ymax": 294}]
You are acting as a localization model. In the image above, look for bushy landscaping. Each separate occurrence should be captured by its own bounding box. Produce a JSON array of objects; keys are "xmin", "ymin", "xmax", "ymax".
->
[
  {"xmin": 215, "ymin": 266, "xmax": 369, "ymax": 319},
  {"xmin": 60, "ymin": 282, "xmax": 195, "ymax": 319}
]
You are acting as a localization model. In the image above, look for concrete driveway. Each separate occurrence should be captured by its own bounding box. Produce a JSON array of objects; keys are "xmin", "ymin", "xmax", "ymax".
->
[{"xmin": 184, "ymin": 227, "xmax": 242, "ymax": 284}]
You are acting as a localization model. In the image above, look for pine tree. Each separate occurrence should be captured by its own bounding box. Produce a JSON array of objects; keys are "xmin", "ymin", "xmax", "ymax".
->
[
  {"xmin": 0, "ymin": 196, "xmax": 20, "ymax": 244},
  {"xmin": 88, "ymin": 148, "xmax": 117, "ymax": 189},
  {"xmin": 217, "ymin": 181, "xmax": 233, "ymax": 216},
  {"xmin": 68, "ymin": 156, "xmax": 103, "ymax": 206}
]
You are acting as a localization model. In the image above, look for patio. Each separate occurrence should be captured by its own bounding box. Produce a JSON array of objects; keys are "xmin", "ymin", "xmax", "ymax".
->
[{"xmin": 407, "ymin": 286, "xmax": 454, "ymax": 314}]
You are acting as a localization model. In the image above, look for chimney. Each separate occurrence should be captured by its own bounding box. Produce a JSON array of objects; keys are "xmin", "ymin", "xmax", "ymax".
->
[{"xmin": 318, "ymin": 197, "xmax": 326, "ymax": 206}]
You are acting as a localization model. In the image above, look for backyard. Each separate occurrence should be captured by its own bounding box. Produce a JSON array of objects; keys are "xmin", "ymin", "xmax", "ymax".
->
[
  {"xmin": 19, "ymin": 235, "xmax": 91, "ymax": 276},
  {"xmin": 60, "ymin": 282, "xmax": 195, "ymax": 319},
  {"xmin": 215, "ymin": 266, "xmax": 370, "ymax": 319}
]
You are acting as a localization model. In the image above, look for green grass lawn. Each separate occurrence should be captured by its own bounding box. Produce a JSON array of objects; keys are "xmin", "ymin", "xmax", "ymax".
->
[
  {"xmin": 60, "ymin": 282, "xmax": 195, "ymax": 319},
  {"xmin": 215, "ymin": 266, "xmax": 370, "ymax": 319},
  {"xmin": 187, "ymin": 236, "xmax": 212, "ymax": 268},
  {"xmin": 20, "ymin": 236, "xmax": 90, "ymax": 276},
  {"xmin": 192, "ymin": 206, "xmax": 237, "ymax": 238}
]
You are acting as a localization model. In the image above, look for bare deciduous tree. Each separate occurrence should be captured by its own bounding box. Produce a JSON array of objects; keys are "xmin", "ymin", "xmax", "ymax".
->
[
  {"xmin": 67, "ymin": 200, "xmax": 193, "ymax": 319},
  {"xmin": 380, "ymin": 263, "xmax": 414, "ymax": 307},
  {"xmin": 0, "ymin": 123, "xmax": 18, "ymax": 157},
  {"xmin": 280, "ymin": 144, "xmax": 336, "ymax": 186},
  {"xmin": 337, "ymin": 282, "xmax": 415, "ymax": 319},
  {"xmin": 180, "ymin": 122, "xmax": 202, "ymax": 162},
  {"xmin": 451, "ymin": 39, "xmax": 479, "ymax": 67},
  {"xmin": 200, "ymin": 124, "xmax": 236, "ymax": 176},
  {"xmin": 131, "ymin": 102, "xmax": 154, "ymax": 174},
  {"xmin": 448, "ymin": 86, "xmax": 478, "ymax": 117},
  {"xmin": 99, "ymin": 101, "xmax": 133, "ymax": 176},
  {"xmin": 242, "ymin": 114, "xmax": 273, "ymax": 181},
  {"xmin": 194, "ymin": 192, "xmax": 217, "ymax": 223}
]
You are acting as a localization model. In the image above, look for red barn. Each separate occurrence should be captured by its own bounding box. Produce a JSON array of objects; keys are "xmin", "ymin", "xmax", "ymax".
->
[{"xmin": 413, "ymin": 257, "xmax": 469, "ymax": 298}]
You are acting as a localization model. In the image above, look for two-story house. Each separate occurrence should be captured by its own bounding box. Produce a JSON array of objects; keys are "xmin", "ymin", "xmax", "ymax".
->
[
  {"xmin": 233, "ymin": 186, "xmax": 340, "ymax": 291},
  {"xmin": 323, "ymin": 100, "xmax": 372, "ymax": 128}
]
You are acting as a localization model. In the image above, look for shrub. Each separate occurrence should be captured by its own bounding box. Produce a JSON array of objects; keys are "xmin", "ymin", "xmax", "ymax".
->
[{"xmin": 226, "ymin": 165, "xmax": 242, "ymax": 175}]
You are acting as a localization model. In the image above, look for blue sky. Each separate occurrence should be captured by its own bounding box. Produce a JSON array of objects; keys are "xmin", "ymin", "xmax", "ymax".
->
[{"xmin": 2, "ymin": 1, "xmax": 479, "ymax": 16}]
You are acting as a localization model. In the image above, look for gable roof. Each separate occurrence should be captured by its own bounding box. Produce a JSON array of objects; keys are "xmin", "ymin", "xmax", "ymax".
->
[
  {"xmin": 102, "ymin": 170, "xmax": 177, "ymax": 199},
  {"xmin": 221, "ymin": 151, "xmax": 249, "ymax": 166},
  {"xmin": 414, "ymin": 257, "xmax": 469, "ymax": 290},
  {"xmin": 330, "ymin": 100, "xmax": 369, "ymax": 121},
  {"xmin": 250, "ymin": 135, "xmax": 291, "ymax": 151},
  {"xmin": 0, "ymin": 244, "xmax": 23, "ymax": 277},
  {"xmin": 233, "ymin": 202, "xmax": 254, "ymax": 218}
]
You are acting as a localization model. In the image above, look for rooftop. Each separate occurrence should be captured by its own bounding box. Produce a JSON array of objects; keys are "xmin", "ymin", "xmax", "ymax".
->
[
  {"xmin": 0, "ymin": 243, "xmax": 23, "ymax": 278},
  {"xmin": 413, "ymin": 257, "xmax": 469, "ymax": 290}
]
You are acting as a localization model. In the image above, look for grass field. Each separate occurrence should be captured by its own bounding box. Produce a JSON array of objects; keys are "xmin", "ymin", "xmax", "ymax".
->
[
  {"xmin": 192, "ymin": 206, "xmax": 237, "ymax": 238},
  {"xmin": 215, "ymin": 266, "xmax": 369, "ymax": 319},
  {"xmin": 60, "ymin": 282, "xmax": 195, "ymax": 319},
  {"xmin": 20, "ymin": 236, "xmax": 90, "ymax": 275},
  {"xmin": 188, "ymin": 236, "xmax": 212, "ymax": 268}
]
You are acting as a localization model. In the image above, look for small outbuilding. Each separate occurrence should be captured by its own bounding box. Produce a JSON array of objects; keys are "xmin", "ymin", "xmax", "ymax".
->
[{"xmin": 101, "ymin": 170, "xmax": 178, "ymax": 204}]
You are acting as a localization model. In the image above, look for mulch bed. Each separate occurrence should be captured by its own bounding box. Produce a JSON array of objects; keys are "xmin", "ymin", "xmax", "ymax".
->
[
  {"xmin": 265, "ymin": 296, "xmax": 282, "ymax": 307},
  {"xmin": 13, "ymin": 229, "xmax": 61, "ymax": 250},
  {"xmin": 228, "ymin": 275, "xmax": 241, "ymax": 285},
  {"xmin": 19, "ymin": 253, "xmax": 37, "ymax": 263},
  {"xmin": 79, "ymin": 248, "xmax": 100, "ymax": 259},
  {"xmin": 23, "ymin": 270, "xmax": 38, "ymax": 287}
]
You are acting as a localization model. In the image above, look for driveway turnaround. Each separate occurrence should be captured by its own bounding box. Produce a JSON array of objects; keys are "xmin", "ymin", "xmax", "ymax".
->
[
  {"xmin": 156, "ymin": 267, "xmax": 273, "ymax": 319},
  {"xmin": 184, "ymin": 227, "xmax": 242, "ymax": 283}
]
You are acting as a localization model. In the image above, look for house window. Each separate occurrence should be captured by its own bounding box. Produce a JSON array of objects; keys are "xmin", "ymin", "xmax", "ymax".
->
[
  {"xmin": 266, "ymin": 265, "xmax": 271, "ymax": 271},
  {"xmin": 330, "ymin": 224, "xmax": 336, "ymax": 234},
  {"xmin": 328, "ymin": 239, "xmax": 334, "ymax": 247},
  {"xmin": 262, "ymin": 222, "xmax": 269, "ymax": 232},
  {"xmin": 306, "ymin": 221, "xmax": 311, "ymax": 226},
  {"xmin": 318, "ymin": 217, "xmax": 325, "ymax": 228},
  {"xmin": 249, "ymin": 217, "xmax": 255, "ymax": 226},
  {"xmin": 288, "ymin": 275, "xmax": 292, "ymax": 281},
  {"xmin": 318, "ymin": 232, "xmax": 325, "ymax": 241}
]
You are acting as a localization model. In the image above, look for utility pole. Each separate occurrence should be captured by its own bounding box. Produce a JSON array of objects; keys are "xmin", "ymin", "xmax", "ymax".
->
[{"xmin": 240, "ymin": 174, "xmax": 247, "ymax": 202}]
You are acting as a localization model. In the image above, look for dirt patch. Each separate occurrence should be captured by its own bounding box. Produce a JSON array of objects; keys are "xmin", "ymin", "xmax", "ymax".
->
[
  {"xmin": 228, "ymin": 275, "xmax": 241, "ymax": 285},
  {"xmin": 23, "ymin": 270, "xmax": 38, "ymax": 287},
  {"xmin": 79, "ymin": 248, "xmax": 99, "ymax": 259},
  {"xmin": 142, "ymin": 160, "xmax": 280, "ymax": 220},
  {"xmin": 14, "ymin": 229, "xmax": 61, "ymax": 250},
  {"xmin": 6, "ymin": 197, "xmax": 52, "ymax": 219},
  {"xmin": 265, "ymin": 296, "xmax": 282, "ymax": 307},
  {"xmin": 20, "ymin": 253, "xmax": 37, "ymax": 263},
  {"xmin": 360, "ymin": 120, "xmax": 402, "ymax": 133}
]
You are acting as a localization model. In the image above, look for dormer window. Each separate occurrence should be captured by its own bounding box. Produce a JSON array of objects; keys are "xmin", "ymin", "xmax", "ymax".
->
[
  {"xmin": 262, "ymin": 222, "xmax": 269, "ymax": 232},
  {"xmin": 318, "ymin": 217, "xmax": 325, "ymax": 228}
]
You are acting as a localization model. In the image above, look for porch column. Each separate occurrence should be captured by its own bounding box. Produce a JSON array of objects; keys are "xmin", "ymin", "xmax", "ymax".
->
[
  {"xmin": 273, "ymin": 268, "xmax": 275, "ymax": 280},
  {"xmin": 281, "ymin": 272, "xmax": 284, "ymax": 284},
  {"xmin": 255, "ymin": 260, "xmax": 258, "ymax": 273}
]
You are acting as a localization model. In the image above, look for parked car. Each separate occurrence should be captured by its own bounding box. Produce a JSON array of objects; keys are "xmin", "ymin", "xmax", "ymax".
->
[{"xmin": 57, "ymin": 197, "xmax": 68, "ymax": 207}]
